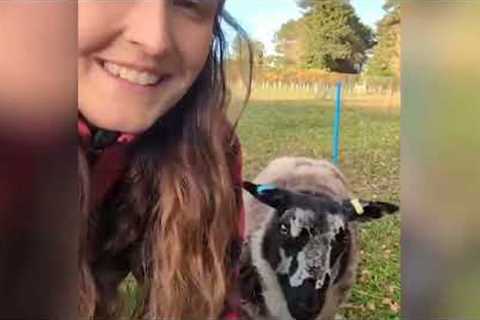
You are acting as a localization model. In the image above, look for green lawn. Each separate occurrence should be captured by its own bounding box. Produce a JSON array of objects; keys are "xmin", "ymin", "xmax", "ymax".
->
[{"xmin": 236, "ymin": 100, "xmax": 400, "ymax": 320}]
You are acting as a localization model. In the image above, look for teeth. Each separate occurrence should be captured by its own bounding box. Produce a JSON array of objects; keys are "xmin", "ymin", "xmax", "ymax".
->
[{"xmin": 103, "ymin": 61, "xmax": 160, "ymax": 86}]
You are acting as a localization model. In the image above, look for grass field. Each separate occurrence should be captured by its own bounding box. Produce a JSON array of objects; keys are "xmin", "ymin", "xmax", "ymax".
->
[{"xmin": 236, "ymin": 100, "xmax": 400, "ymax": 320}]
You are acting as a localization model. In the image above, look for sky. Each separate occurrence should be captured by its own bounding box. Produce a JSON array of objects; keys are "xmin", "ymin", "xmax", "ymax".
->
[{"xmin": 224, "ymin": 0, "xmax": 386, "ymax": 55}]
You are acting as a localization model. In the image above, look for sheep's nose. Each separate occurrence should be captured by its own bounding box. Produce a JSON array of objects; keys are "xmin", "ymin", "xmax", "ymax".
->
[{"xmin": 291, "ymin": 303, "xmax": 317, "ymax": 320}]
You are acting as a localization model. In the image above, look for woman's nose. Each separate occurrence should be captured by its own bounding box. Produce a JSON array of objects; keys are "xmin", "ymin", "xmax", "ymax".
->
[{"xmin": 122, "ymin": 1, "xmax": 174, "ymax": 58}]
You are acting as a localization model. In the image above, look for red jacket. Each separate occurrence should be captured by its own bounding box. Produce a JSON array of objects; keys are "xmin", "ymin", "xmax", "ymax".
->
[{"xmin": 78, "ymin": 120, "xmax": 245, "ymax": 319}]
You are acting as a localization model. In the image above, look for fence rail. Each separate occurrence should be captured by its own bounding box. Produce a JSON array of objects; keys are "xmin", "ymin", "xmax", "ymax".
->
[{"xmin": 227, "ymin": 68, "xmax": 401, "ymax": 108}]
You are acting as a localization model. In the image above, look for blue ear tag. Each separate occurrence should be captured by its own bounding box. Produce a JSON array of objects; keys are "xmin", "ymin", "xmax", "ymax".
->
[{"xmin": 257, "ymin": 184, "xmax": 277, "ymax": 194}]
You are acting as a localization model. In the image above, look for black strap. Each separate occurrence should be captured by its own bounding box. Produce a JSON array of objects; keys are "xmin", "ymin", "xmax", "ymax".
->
[
  {"xmin": 91, "ymin": 129, "xmax": 120, "ymax": 151},
  {"xmin": 83, "ymin": 128, "xmax": 120, "ymax": 166},
  {"xmin": 79, "ymin": 113, "xmax": 121, "ymax": 164}
]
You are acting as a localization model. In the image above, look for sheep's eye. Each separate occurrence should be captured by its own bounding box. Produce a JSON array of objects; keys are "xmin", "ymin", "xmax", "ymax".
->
[{"xmin": 280, "ymin": 223, "xmax": 289, "ymax": 235}]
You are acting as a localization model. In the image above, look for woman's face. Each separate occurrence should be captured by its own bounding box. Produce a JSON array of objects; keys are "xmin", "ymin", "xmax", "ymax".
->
[{"xmin": 79, "ymin": 0, "xmax": 219, "ymax": 133}]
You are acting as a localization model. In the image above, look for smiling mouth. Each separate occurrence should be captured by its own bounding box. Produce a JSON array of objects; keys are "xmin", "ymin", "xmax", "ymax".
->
[{"xmin": 97, "ymin": 59, "xmax": 169, "ymax": 87}]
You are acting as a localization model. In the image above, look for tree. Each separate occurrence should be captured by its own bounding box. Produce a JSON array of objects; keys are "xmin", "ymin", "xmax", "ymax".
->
[
  {"xmin": 383, "ymin": 0, "xmax": 401, "ymax": 12},
  {"xmin": 273, "ymin": 19, "xmax": 307, "ymax": 67},
  {"xmin": 231, "ymin": 35, "xmax": 266, "ymax": 68},
  {"xmin": 297, "ymin": 0, "xmax": 375, "ymax": 73},
  {"xmin": 364, "ymin": 0, "xmax": 400, "ymax": 78},
  {"xmin": 251, "ymin": 40, "xmax": 266, "ymax": 68},
  {"xmin": 230, "ymin": 34, "xmax": 246, "ymax": 60}
]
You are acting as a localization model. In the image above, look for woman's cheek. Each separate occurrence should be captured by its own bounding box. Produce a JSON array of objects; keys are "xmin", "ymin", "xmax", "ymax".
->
[
  {"xmin": 175, "ymin": 22, "xmax": 214, "ymax": 81},
  {"xmin": 78, "ymin": 3, "xmax": 127, "ymax": 55}
]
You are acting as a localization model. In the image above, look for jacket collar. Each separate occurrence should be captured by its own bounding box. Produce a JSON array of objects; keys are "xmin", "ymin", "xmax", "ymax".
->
[{"xmin": 78, "ymin": 115, "xmax": 136, "ymax": 152}]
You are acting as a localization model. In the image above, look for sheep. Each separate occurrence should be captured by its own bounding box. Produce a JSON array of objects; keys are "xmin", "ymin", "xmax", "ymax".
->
[{"xmin": 238, "ymin": 157, "xmax": 398, "ymax": 320}]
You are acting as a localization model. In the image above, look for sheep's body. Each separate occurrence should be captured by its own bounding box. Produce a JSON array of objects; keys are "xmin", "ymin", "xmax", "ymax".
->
[{"xmin": 239, "ymin": 157, "xmax": 360, "ymax": 320}]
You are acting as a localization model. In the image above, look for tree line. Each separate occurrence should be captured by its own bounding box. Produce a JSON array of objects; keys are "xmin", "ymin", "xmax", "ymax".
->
[{"xmin": 229, "ymin": 0, "xmax": 400, "ymax": 81}]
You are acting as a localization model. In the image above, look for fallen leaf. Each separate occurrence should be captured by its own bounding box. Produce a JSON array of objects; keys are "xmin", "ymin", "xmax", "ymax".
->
[
  {"xmin": 361, "ymin": 270, "xmax": 372, "ymax": 276},
  {"xmin": 390, "ymin": 301, "xmax": 400, "ymax": 312}
]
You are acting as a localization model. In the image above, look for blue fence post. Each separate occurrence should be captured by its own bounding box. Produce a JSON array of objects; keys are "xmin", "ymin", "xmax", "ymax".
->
[{"xmin": 332, "ymin": 81, "xmax": 343, "ymax": 165}]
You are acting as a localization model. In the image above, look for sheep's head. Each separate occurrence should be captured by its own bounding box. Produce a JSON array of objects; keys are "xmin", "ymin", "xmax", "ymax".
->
[{"xmin": 243, "ymin": 181, "xmax": 398, "ymax": 320}]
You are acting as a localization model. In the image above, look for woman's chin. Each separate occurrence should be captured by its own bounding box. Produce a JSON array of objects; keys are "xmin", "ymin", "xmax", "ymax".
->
[
  {"xmin": 100, "ymin": 121, "xmax": 150, "ymax": 135},
  {"xmin": 79, "ymin": 112, "xmax": 150, "ymax": 134}
]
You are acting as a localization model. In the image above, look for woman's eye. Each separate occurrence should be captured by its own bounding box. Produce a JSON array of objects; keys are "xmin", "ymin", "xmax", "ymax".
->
[
  {"xmin": 280, "ymin": 223, "xmax": 289, "ymax": 235},
  {"xmin": 172, "ymin": 0, "xmax": 216, "ymax": 19},
  {"xmin": 174, "ymin": 0, "xmax": 201, "ymax": 9},
  {"xmin": 184, "ymin": 0, "xmax": 199, "ymax": 7}
]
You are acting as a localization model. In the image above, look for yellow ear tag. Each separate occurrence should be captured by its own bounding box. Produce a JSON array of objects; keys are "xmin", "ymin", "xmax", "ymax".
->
[{"xmin": 351, "ymin": 198, "xmax": 364, "ymax": 215}]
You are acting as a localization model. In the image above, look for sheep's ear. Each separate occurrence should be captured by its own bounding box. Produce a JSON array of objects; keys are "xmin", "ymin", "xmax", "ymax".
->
[
  {"xmin": 343, "ymin": 199, "xmax": 399, "ymax": 223},
  {"xmin": 243, "ymin": 181, "xmax": 290, "ymax": 212}
]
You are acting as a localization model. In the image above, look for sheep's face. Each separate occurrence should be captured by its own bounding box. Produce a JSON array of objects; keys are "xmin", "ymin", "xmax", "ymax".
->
[{"xmin": 244, "ymin": 182, "xmax": 398, "ymax": 320}]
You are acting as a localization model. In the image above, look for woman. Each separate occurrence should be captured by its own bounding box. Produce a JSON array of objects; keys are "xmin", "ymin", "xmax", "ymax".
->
[{"xmin": 78, "ymin": 1, "xmax": 250, "ymax": 319}]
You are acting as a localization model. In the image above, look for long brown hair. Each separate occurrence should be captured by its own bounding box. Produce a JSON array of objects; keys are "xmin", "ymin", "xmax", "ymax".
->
[
  {"xmin": 78, "ymin": 148, "xmax": 96, "ymax": 318},
  {"xmin": 79, "ymin": 1, "xmax": 253, "ymax": 318}
]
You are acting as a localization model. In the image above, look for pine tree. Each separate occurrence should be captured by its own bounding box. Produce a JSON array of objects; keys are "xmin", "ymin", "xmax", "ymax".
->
[
  {"xmin": 298, "ymin": 0, "xmax": 375, "ymax": 73},
  {"xmin": 365, "ymin": 0, "xmax": 400, "ymax": 78}
]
